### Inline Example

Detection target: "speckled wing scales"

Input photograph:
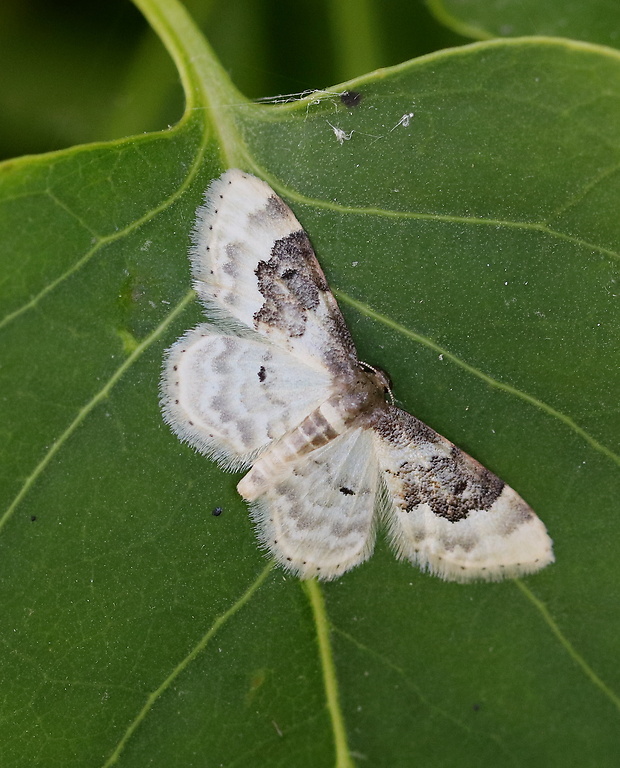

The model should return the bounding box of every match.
[249,427,380,580]
[161,326,333,469]
[190,169,357,374]
[372,406,554,582]
[161,168,357,471]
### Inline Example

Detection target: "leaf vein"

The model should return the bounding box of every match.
[0,291,195,533]
[546,159,620,225]
[515,580,620,712]
[333,624,522,766]
[100,563,274,767]
[271,186,620,262]
[0,126,208,331]
[335,291,620,467]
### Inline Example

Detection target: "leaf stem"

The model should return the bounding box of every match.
[131,0,250,166]
[303,580,356,768]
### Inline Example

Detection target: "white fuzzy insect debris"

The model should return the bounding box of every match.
[327,120,354,144]
[394,112,415,129]
[160,170,554,582]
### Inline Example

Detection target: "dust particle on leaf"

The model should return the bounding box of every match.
[340,90,362,108]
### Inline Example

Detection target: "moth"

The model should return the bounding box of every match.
[161,169,554,582]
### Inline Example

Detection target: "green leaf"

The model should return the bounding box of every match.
[1,0,619,766]
[429,0,620,49]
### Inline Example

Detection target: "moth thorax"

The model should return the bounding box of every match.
[336,371,389,424]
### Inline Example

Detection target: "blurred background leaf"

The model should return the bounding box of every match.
[429,0,620,48]
[0,1,619,767]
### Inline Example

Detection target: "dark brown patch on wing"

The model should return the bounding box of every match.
[252,222,358,376]
[374,406,505,522]
[400,450,504,522]
[246,195,293,230]
[321,310,357,373]
[372,406,438,447]
[254,230,327,336]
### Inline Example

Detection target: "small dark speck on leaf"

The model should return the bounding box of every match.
[340,90,362,107]
[30,515,37,522]
[340,487,355,496]
[212,507,223,517]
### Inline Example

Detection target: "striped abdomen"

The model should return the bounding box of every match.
[237,372,388,502]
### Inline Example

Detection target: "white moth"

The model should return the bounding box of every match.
[161,169,554,582]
